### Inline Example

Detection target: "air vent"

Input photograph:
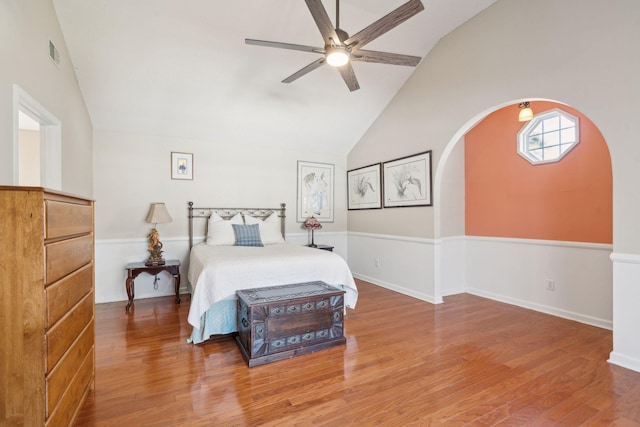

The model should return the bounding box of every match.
[49,40,61,67]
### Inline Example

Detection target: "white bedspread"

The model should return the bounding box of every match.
[187,242,358,329]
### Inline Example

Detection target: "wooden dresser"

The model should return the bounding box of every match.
[0,186,95,427]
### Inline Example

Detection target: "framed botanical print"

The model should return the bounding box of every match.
[297,160,334,222]
[383,151,432,207]
[171,152,193,180]
[347,163,382,210]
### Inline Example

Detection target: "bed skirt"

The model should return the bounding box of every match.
[188,285,353,344]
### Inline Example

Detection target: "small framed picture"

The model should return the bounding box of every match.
[383,151,432,208]
[347,163,382,210]
[171,152,193,180]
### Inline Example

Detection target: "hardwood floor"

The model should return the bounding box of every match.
[76,280,640,426]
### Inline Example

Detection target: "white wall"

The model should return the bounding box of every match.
[18,129,40,185]
[438,236,465,297]
[347,0,640,371]
[609,254,640,372]
[438,137,465,238]
[348,232,436,303]
[466,237,612,329]
[93,129,349,303]
[0,0,93,196]
[347,233,613,329]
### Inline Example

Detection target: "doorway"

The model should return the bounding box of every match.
[18,110,41,186]
[13,84,62,190]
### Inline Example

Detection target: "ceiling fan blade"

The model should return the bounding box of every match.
[344,0,424,50]
[245,39,324,54]
[351,49,421,66]
[305,0,342,46]
[336,62,360,92]
[282,58,326,83]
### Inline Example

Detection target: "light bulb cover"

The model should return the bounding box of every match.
[518,102,533,122]
[518,107,533,122]
[326,47,349,67]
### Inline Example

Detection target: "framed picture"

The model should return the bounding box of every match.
[297,160,334,222]
[171,152,193,180]
[347,163,382,210]
[383,151,432,208]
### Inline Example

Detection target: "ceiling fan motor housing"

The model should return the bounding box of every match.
[335,28,349,44]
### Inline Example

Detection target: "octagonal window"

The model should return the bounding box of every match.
[517,108,579,164]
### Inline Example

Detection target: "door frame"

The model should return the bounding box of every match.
[13,84,62,190]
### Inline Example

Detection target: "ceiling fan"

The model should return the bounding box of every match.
[245,0,425,92]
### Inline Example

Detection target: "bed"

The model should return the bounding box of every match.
[186,202,358,344]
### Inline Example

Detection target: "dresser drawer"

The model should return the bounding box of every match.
[46,321,94,417]
[45,200,93,240]
[45,263,93,329]
[45,347,94,427]
[45,293,94,373]
[45,235,93,286]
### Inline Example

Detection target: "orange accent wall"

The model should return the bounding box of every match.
[465,102,612,244]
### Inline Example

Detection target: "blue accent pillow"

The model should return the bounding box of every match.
[232,223,264,247]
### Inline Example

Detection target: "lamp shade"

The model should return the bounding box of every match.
[146,203,173,224]
[302,216,322,230]
[518,107,533,122]
[518,102,533,122]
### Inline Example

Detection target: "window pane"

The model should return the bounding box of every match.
[560,128,576,143]
[529,148,543,161]
[543,145,560,160]
[531,123,543,135]
[543,116,560,132]
[528,135,542,149]
[560,115,575,129]
[544,131,560,147]
[560,143,573,154]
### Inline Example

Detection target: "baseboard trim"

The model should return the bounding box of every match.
[352,273,441,304]
[441,287,465,297]
[467,287,612,330]
[608,351,640,373]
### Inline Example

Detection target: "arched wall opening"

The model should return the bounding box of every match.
[434,99,613,331]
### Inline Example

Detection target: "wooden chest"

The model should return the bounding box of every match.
[236,281,346,367]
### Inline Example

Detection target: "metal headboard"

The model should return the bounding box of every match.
[188,201,286,248]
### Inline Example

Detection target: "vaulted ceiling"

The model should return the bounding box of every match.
[52,0,497,155]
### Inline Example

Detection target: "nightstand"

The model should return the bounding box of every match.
[313,244,334,252]
[125,259,181,312]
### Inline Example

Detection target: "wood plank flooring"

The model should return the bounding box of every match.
[76,280,640,426]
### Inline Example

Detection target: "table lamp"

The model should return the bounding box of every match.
[302,216,322,248]
[145,202,173,266]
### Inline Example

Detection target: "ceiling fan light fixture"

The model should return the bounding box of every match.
[326,46,350,67]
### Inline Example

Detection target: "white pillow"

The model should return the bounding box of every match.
[245,213,285,244]
[206,212,243,246]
